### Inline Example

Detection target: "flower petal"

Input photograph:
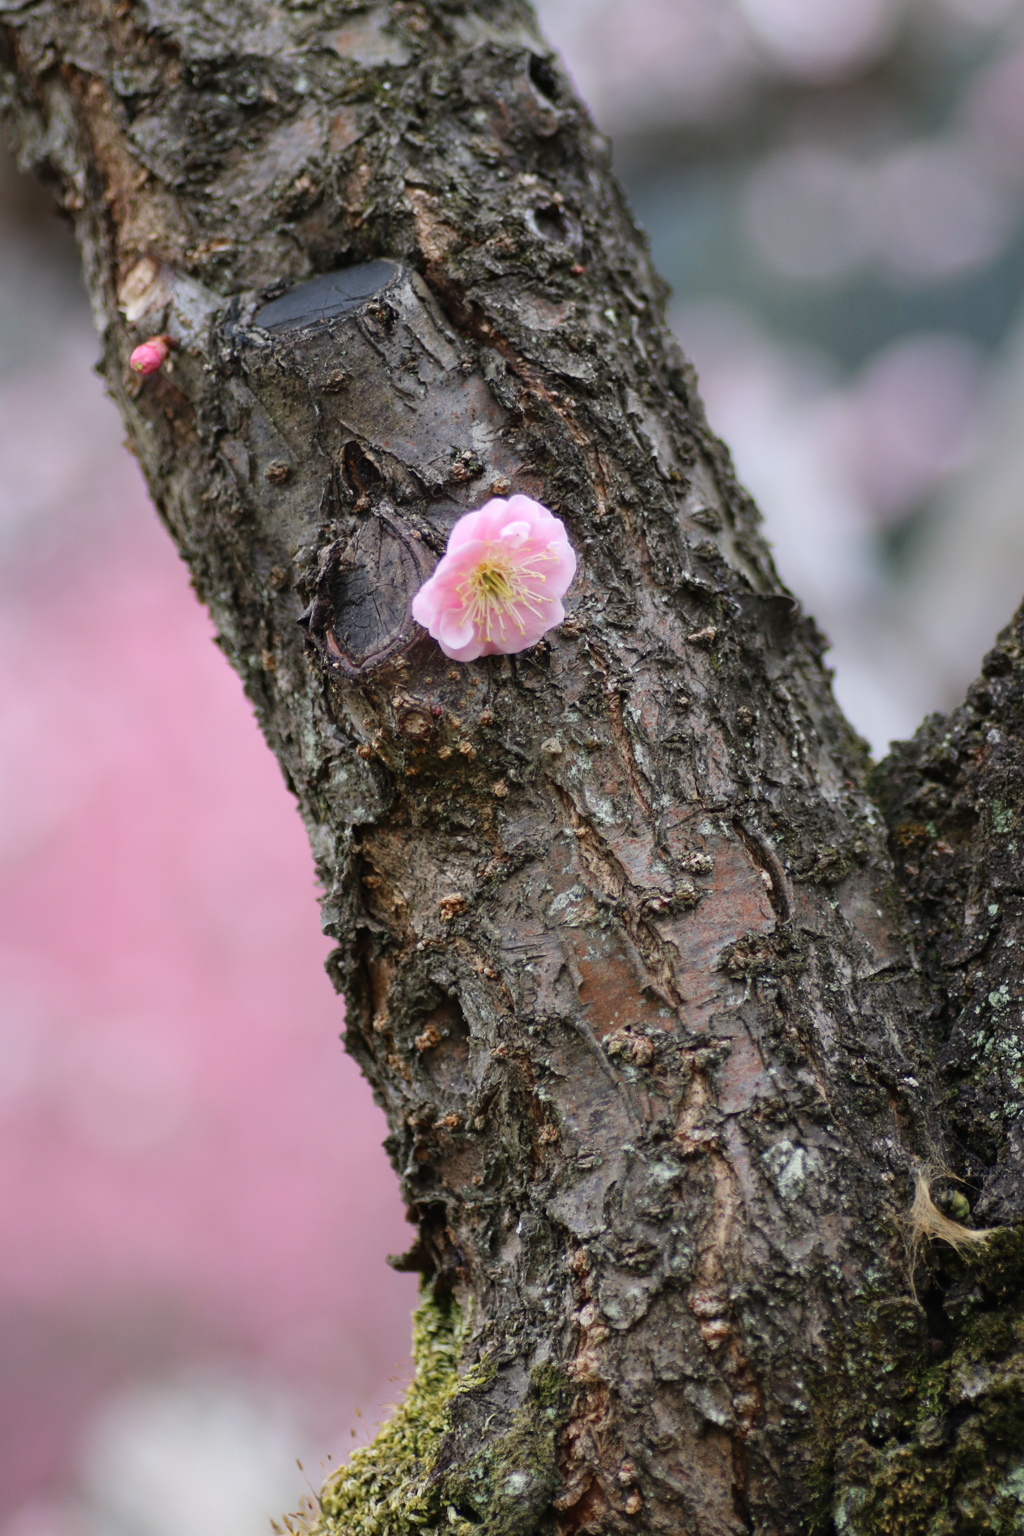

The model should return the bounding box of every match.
[437,607,476,651]
[498,520,531,547]
[446,501,508,552]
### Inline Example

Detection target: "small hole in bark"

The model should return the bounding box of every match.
[529,52,560,102]
[233,73,262,107]
[533,203,568,241]
[341,440,381,499]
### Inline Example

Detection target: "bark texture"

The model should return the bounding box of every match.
[3,4,1023,1534]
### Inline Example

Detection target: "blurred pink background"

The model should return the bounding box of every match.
[4,0,1024,1529]
[0,185,418,1532]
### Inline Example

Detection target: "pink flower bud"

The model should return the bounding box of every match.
[411,495,577,662]
[129,335,171,375]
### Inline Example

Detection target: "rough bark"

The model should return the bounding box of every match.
[2,4,1023,1534]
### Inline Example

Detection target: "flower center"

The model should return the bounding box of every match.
[475,562,516,603]
[457,544,556,641]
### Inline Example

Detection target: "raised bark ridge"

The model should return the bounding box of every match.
[3,4,1023,1533]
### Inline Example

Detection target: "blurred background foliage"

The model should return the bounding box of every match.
[540,0,1024,747]
[2,1,1024,1532]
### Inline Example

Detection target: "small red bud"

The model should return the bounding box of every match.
[129,334,172,375]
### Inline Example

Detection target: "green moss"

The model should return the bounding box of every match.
[281,1292,571,1536]
[440,1362,574,1536]
[304,1290,474,1536]
[820,1227,1024,1536]
[975,1227,1024,1301]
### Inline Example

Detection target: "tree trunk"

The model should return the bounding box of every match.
[3,4,1023,1533]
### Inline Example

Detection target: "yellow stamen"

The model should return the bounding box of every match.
[456,545,557,643]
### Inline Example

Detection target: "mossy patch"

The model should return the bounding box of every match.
[281,1290,572,1536]
[821,1227,1024,1536]
[440,1362,574,1535]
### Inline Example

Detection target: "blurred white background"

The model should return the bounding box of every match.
[4,1,1024,1532]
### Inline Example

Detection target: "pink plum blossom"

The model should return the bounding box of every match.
[411,495,577,661]
[129,335,171,375]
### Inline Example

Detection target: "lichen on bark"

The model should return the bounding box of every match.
[875,605,1024,1230]
[820,1228,1024,1536]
